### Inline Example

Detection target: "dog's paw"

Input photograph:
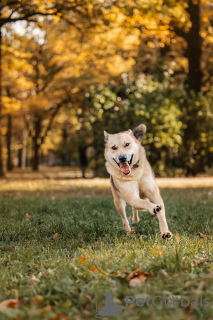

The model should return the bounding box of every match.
[127,230,136,237]
[153,205,162,214]
[162,231,172,240]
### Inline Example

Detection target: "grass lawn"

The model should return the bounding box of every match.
[0,178,212,319]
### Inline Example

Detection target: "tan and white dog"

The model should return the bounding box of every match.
[104,124,172,239]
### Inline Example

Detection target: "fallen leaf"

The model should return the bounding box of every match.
[196,232,205,238]
[78,257,87,265]
[25,214,33,220]
[191,258,208,266]
[50,312,68,320]
[89,266,99,271]
[127,269,154,287]
[182,304,193,315]
[29,279,35,286]
[175,233,180,243]
[43,305,53,311]
[33,295,43,304]
[0,299,19,310]
[52,233,61,239]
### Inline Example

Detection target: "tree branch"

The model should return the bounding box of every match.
[0,10,59,26]
[39,66,64,93]
[39,101,66,146]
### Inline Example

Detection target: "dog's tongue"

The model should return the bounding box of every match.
[120,162,130,174]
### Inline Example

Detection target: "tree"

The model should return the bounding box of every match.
[0,0,61,175]
[100,0,213,92]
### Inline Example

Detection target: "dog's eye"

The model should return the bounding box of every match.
[125,143,130,147]
[112,146,117,150]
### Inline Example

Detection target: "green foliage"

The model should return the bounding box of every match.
[179,90,213,175]
[84,75,181,176]
[83,75,213,177]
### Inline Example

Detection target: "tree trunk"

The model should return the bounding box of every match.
[79,145,88,178]
[6,114,13,171]
[17,127,27,168]
[21,127,27,168]
[62,127,69,166]
[186,0,202,92]
[0,29,4,176]
[33,116,41,171]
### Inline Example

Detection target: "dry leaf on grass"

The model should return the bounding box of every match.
[0,290,19,310]
[52,233,62,239]
[33,295,43,304]
[127,269,154,287]
[78,257,87,265]
[191,258,208,266]
[175,233,180,243]
[89,267,99,271]
[0,299,19,310]
[25,214,33,220]
[196,232,205,238]
[50,312,69,320]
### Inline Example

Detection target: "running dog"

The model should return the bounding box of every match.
[104,124,172,239]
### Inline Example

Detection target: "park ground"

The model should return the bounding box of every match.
[0,173,212,319]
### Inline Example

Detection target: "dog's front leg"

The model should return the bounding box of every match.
[112,189,131,233]
[142,183,172,239]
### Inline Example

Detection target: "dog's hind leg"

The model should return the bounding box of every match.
[112,189,131,233]
[132,208,140,224]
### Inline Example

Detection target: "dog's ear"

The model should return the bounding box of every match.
[104,131,109,143]
[132,124,146,142]
[125,129,134,136]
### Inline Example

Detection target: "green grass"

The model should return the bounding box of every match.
[0,181,212,320]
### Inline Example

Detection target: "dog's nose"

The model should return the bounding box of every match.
[119,155,127,163]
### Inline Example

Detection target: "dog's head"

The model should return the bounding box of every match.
[104,124,146,175]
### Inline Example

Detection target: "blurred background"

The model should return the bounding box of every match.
[1,0,213,178]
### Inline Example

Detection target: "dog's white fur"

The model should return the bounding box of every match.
[104,124,172,239]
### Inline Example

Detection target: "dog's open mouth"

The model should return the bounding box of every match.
[114,154,133,175]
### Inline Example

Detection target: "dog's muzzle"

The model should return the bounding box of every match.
[113,154,133,175]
